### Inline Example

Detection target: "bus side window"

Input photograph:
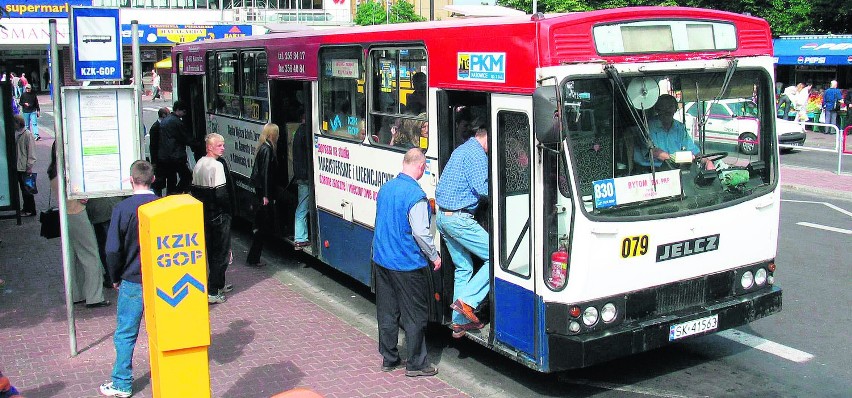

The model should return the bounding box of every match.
[367,46,428,151]
[319,46,366,142]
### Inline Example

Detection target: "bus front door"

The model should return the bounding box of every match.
[491,94,537,361]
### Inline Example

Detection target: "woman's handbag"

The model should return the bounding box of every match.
[39,184,60,239]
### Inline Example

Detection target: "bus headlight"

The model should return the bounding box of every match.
[601,303,617,323]
[754,268,767,286]
[740,271,754,289]
[582,306,599,326]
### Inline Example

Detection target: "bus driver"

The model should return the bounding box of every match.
[633,94,715,171]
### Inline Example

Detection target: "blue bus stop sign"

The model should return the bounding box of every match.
[71,7,123,81]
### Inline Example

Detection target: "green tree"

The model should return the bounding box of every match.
[355,0,425,26]
[354,1,388,26]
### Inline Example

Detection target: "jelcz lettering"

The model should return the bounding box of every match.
[656,234,720,262]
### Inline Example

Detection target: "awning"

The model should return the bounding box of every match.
[773,36,852,65]
[154,58,172,69]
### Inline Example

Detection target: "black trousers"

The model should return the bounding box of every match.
[92,221,112,285]
[205,213,231,294]
[246,203,272,264]
[17,172,36,213]
[375,265,429,371]
[153,160,192,195]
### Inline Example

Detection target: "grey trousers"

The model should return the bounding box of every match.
[68,210,106,304]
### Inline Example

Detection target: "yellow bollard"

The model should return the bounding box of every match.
[139,194,211,398]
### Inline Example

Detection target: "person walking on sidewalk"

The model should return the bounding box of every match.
[98,160,159,398]
[148,106,169,195]
[13,115,36,217]
[435,123,490,338]
[150,69,161,101]
[48,142,110,308]
[19,84,40,141]
[822,80,842,134]
[372,148,441,377]
[190,133,235,304]
[247,123,280,267]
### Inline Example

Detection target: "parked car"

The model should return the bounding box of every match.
[679,98,806,155]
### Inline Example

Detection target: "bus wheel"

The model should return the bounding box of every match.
[739,132,758,155]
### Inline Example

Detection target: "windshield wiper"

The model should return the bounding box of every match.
[604,64,660,188]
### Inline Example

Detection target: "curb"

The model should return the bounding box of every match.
[781,183,852,201]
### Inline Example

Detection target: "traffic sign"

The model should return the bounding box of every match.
[70,7,123,81]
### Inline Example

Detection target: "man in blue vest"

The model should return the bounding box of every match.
[372,148,441,377]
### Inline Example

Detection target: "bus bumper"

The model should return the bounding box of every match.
[546,286,782,371]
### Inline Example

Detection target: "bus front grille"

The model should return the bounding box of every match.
[656,279,706,313]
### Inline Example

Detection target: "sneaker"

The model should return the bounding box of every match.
[381,359,405,372]
[451,322,484,338]
[405,363,438,377]
[219,284,234,294]
[294,241,310,250]
[450,299,480,324]
[208,294,226,304]
[99,381,132,397]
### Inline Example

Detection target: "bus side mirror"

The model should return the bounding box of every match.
[534,85,562,144]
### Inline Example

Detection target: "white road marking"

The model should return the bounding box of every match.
[718,329,814,363]
[561,378,708,398]
[782,199,852,218]
[796,222,852,235]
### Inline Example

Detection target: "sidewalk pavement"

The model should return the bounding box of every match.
[0,136,466,397]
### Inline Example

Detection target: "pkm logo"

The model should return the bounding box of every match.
[457,52,506,83]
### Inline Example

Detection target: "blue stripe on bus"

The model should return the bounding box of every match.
[494,277,536,358]
[316,209,374,286]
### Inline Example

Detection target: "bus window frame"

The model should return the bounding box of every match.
[497,110,532,279]
[318,45,367,143]
[205,48,270,122]
[367,45,429,152]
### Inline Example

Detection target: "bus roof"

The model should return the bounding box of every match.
[173,7,771,94]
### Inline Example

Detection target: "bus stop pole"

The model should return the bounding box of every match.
[132,21,144,155]
[50,18,78,357]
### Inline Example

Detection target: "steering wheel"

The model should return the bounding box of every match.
[694,152,728,163]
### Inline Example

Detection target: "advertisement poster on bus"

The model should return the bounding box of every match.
[206,115,263,178]
[268,43,319,80]
[312,136,435,227]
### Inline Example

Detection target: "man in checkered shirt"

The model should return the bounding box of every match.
[435,123,490,338]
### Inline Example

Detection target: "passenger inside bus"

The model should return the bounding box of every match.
[405,72,427,114]
[392,118,423,149]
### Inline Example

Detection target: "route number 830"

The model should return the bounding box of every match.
[621,235,649,258]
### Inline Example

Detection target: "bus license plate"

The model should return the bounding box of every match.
[669,314,718,341]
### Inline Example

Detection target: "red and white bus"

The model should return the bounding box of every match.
[171,7,782,372]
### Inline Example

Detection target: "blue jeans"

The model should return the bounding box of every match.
[111,280,143,393]
[294,182,311,243]
[22,111,38,138]
[436,212,490,325]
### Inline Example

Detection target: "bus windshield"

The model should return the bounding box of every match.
[562,68,776,217]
